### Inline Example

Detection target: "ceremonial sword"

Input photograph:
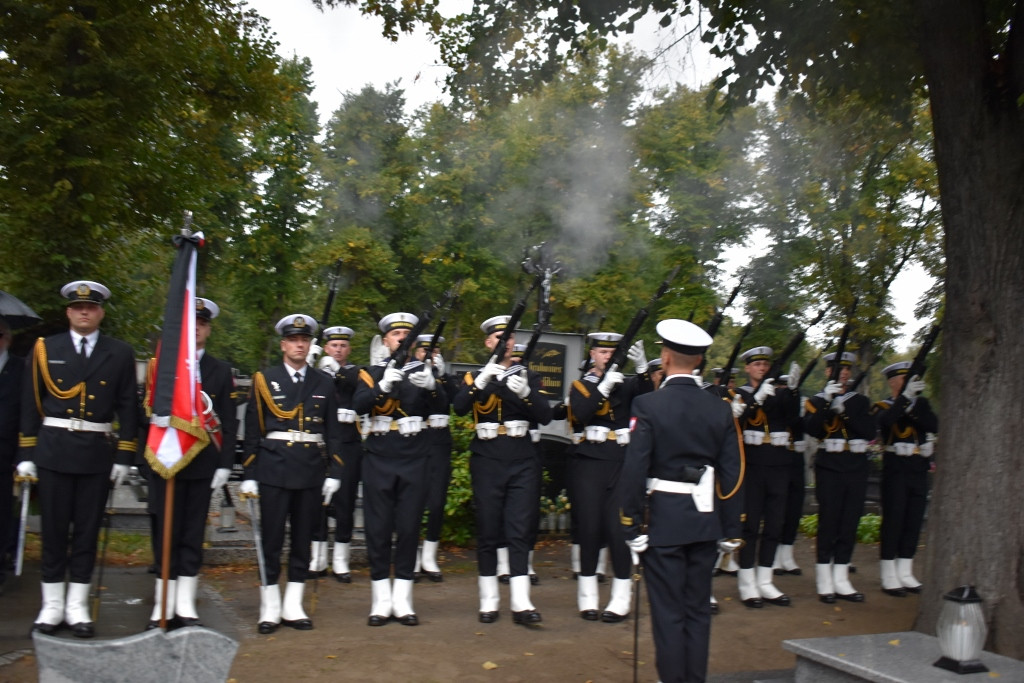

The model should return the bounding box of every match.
[14,478,31,576]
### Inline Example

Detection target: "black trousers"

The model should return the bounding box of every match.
[814,465,867,565]
[880,468,928,559]
[739,462,789,568]
[423,442,452,542]
[362,452,429,581]
[780,456,806,545]
[37,468,108,583]
[570,454,630,579]
[0,457,13,573]
[470,454,539,577]
[314,443,363,544]
[644,540,717,683]
[259,484,319,585]
[148,476,214,578]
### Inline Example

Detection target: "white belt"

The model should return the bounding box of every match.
[646,478,696,494]
[647,466,716,512]
[266,430,324,444]
[886,443,923,456]
[42,417,113,434]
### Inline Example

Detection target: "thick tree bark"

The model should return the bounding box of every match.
[914,0,1024,658]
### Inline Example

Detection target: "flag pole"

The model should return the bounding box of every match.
[160,476,175,629]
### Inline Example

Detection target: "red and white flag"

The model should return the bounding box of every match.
[144,231,210,479]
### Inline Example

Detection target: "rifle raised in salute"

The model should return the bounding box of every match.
[828,297,860,385]
[490,270,546,365]
[716,321,754,389]
[696,274,745,375]
[767,309,827,382]
[898,321,942,394]
[606,264,681,374]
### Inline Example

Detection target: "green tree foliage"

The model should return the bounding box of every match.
[742,94,942,374]
[0,1,286,346]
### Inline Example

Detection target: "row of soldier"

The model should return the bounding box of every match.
[7,280,937,682]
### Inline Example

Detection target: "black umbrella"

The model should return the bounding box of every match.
[0,290,43,329]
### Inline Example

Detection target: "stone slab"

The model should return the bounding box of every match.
[783,631,1024,683]
[34,626,238,683]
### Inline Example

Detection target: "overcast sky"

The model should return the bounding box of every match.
[246,0,933,348]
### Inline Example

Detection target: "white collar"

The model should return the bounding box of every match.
[71,329,99,349]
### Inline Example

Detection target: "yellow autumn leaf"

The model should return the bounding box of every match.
[888,639,900,646]
[483,661,499,670]
[326,655,338,659]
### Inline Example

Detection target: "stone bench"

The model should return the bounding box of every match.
[783,631,1024,682]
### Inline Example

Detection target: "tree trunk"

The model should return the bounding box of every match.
[914,0,1024,657]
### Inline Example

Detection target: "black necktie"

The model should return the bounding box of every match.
[294,371,302,384]
[79,337,88,362]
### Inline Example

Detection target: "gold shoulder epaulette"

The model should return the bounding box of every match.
[572,379,591,399]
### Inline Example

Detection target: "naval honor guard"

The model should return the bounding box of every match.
[241,314,343,634]
[17,281,139,637]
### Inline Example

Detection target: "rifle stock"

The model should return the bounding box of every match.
[492,272,545,365]
[718,322,753,387]
[796,340,834,390]
[828,297,859,384]
[768,309,826,381]
[898,323,942,395]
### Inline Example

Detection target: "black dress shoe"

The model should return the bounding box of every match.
[903,585,922,594]
[512,609,542,624]
[529,573,539,586]
[145,621,162,631]
[367,614,389,627]
[882,587,908,597]
[763,594,792,607]
[498,574,510,585]
[597,573,607,584]
[818,593,837,604]
[282,618,314,630]
[600,610,627,623]
[32,622,61,636]
[69,621,95,638]
[395,613,418,626]
[258,621,279,634]
[774,567,802,576]
[333,572,351,584]
[176,617,202,628]
[423,571,443,583]
[710,602,719,615]
[741,597,764,609]
[836,591,865,602]
[580,609,600,621]
[479,611,499,623]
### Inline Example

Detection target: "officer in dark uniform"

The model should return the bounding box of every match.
[412,334,453,583]
[567,332,652,622]
[803,351,877,603]
[1,316,25,585]
[16,281,138,637]
[352,313,449,626]
[616,319,742,683]
[452,315,553,624]
[873,361,937,596]
[140,297,237,628]
[308,325,362,583]
[732,346,798,608]
[240,314,342,634]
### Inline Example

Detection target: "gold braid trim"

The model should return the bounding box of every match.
[33,338,85,415]
[472,393,501,424]
[825,415,848,439]
[572,379,591,399]
[373,398,399,417]
[252,372,303,435]
[717,414,746,501]
[143,357,157,418]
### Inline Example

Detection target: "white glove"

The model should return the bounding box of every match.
[731,396,746,419]
[902,375,925,400]
[431,353,445,375]
[506,370,531,399]
[210,468,231,490]
[407,368,437,390]
[317,355,340,376]
[830,396,845,414]
[626,534,649,554]
[822,380,843,401]
[597,370,624,397]
[474,362,505,390]
[305,343,323,367]
[718,538,742,554]
[379,365,405,393]
[691,369,702,383]
[626,340,648,374]
[788,362,801,389]
[16,461,38,481]
[322,477,341,503]
[239,479,259,498]
[793,440,807,453]
[110,464,130,487]
[753,378,775,404]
